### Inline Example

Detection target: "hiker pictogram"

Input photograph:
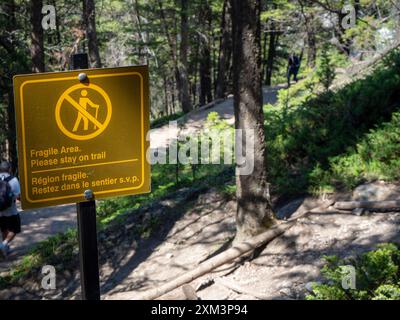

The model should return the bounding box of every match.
[72,89,100,132]
[55,83,112,141]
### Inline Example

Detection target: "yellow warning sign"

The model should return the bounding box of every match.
[13,66,150,209]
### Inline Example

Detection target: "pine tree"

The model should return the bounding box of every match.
[317,44,336,91]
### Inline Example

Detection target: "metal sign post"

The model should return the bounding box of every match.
[72,53,100,300]
[76,191,100,300]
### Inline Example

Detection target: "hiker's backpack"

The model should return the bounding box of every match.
[0,176,14,211]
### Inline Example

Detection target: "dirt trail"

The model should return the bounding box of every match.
[0,204,76,272]
[150,85,283,150]
[0,86,282,273]
[105,188,400,300]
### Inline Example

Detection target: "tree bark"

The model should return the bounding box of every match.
[191,40,200,106]
[1,0,19,168]
[133,0,148,65]
[298,0,317,67]
[162,73,169,116]
[30,0,45,73]
[6,90,18,174]
[179,0,191,113]
[157,0,191,113]
[83,0,102,68]
[307,27,317,67]
[231,0,275,241]
[199,2,213,106]
[265,29,278,86]
[216,0,233,99]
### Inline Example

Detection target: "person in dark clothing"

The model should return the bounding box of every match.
[287,53,300,87]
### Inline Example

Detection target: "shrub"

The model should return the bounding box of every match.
[265,48,400,195]
[307,243,400,300]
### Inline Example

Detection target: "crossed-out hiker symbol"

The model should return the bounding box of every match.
[55,83,112,141]
[72,89,100,132]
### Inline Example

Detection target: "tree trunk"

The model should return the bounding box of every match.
[262,30,268,84]
[192,40,200,107]
[52,0,61,45]
[199,37,213,105]
[199,2,213,106]
[298,0,317,67]
[1,0,19,168]
[163,74,169,116]
[171,77,176,114]
[6,90,18,174]
[83,0,102,68]
[265,29,278,86]
[231,0,275,241]
[158,0,191,113]
[133,0,148,65]
[179,0,191,113]
[307,28,317,67]
[216,0,233,99]
[30,0,45,73]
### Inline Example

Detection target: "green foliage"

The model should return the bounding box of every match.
[307,244,400,300]
[265,49,400,195]
[311,110,400,190]
[316,44,336,91]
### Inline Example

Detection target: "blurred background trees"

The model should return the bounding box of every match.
[1,0,400,164]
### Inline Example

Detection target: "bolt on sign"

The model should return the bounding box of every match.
[13,66,150,209]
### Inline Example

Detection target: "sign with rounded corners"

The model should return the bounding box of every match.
[13,66,150,209]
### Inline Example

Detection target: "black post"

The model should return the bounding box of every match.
[72,53,100,300]
[76,200,100,300]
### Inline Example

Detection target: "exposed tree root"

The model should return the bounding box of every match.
[108,202,332,300]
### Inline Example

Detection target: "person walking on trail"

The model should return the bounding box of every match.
[287,53,301,87]
[72,89,100,132]
[0,161,21,259]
